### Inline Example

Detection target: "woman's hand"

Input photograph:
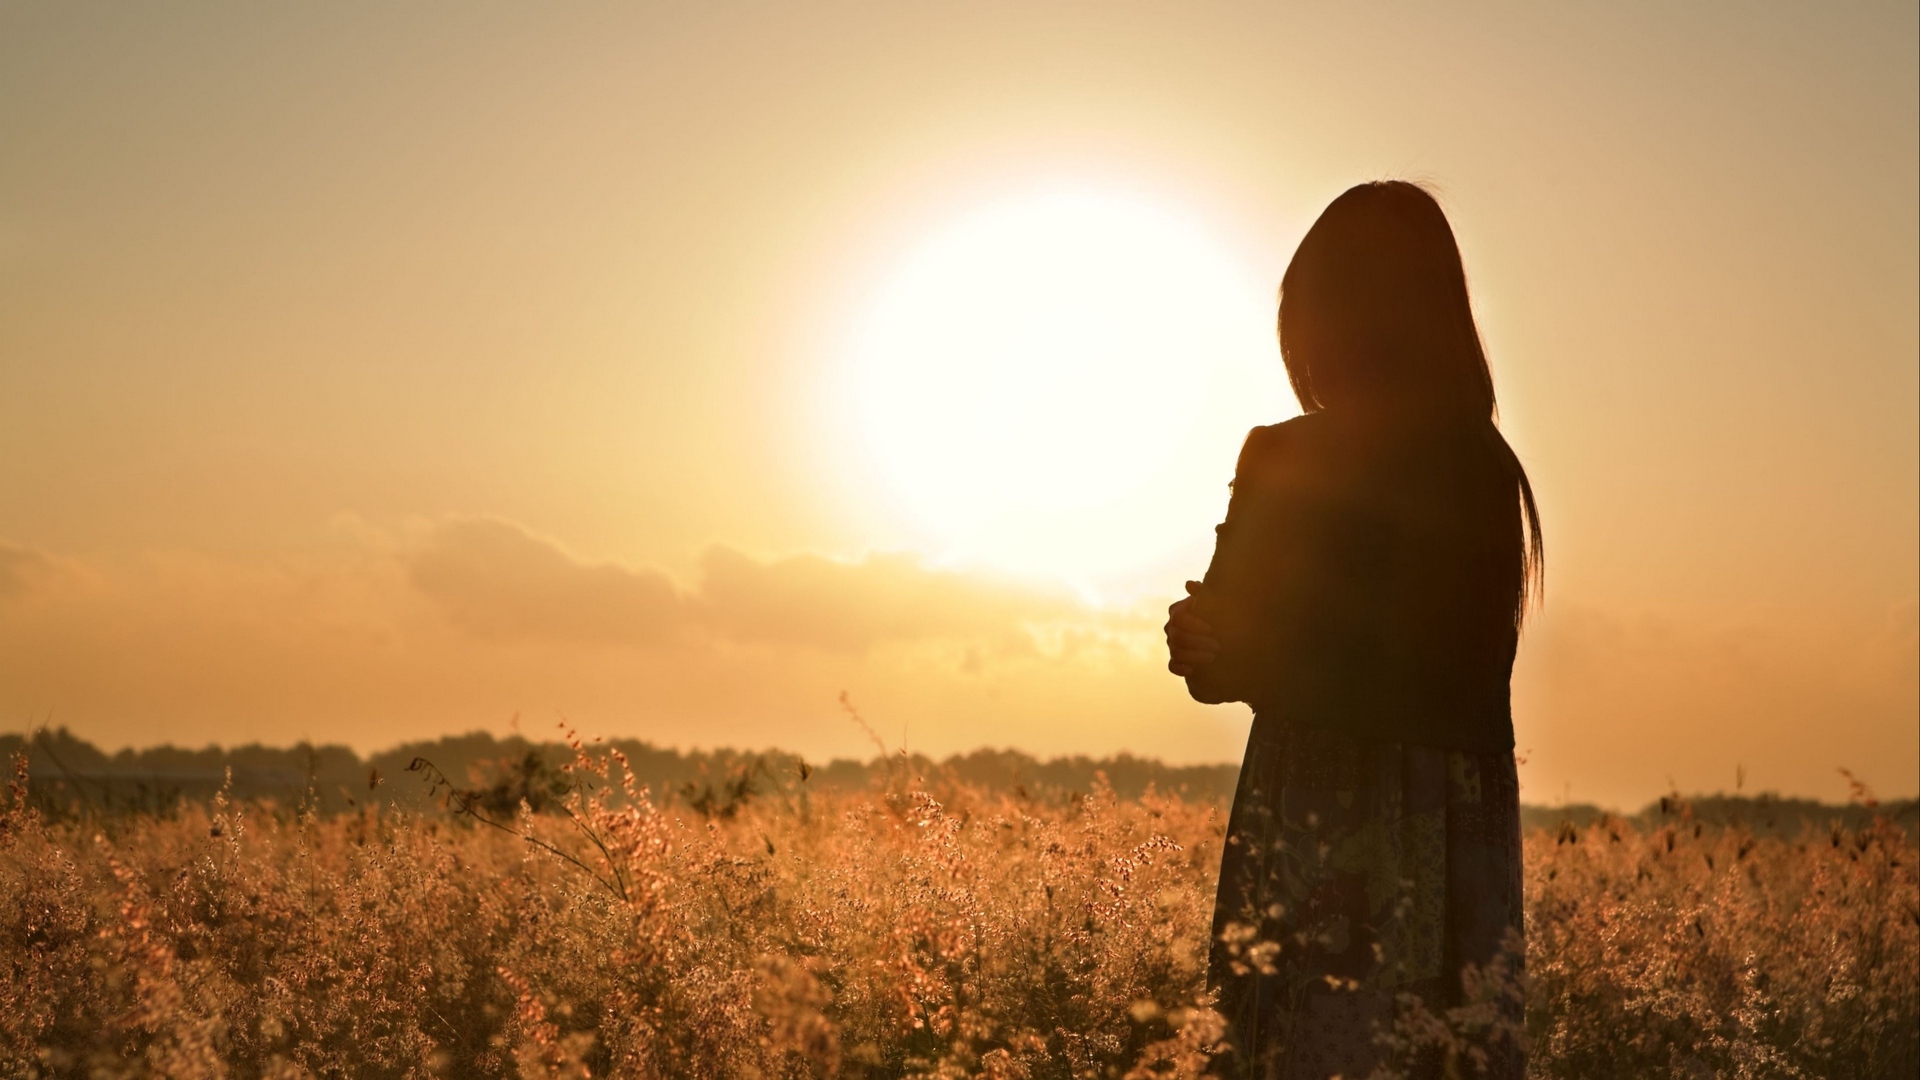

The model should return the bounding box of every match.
[1165,580,1221,678]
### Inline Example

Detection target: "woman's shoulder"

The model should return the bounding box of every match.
[1235,414,1332,487]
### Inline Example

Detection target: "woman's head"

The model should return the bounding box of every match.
[1279,181,1493,418]
[1281,180,1544,620]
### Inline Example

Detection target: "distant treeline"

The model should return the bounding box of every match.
[1,726,1241,816]
[4,727,1912,837]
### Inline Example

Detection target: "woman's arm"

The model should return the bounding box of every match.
[1174,424,1302,707]
[1171,583,1238,704]
[1164,581,1219,678]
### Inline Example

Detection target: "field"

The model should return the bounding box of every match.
[1,738,1915,1080]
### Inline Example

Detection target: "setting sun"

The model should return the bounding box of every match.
[848,189,1287,587]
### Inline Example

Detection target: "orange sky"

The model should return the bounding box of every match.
[1,2,1914,808]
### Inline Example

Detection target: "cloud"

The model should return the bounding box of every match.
[0,543,78,601]
[0,523,1206,768]
[694,546,1081,651]
[404,517,1087,652]
[407,517,684,643]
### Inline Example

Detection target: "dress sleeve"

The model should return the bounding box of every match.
[1183,425,1304,707]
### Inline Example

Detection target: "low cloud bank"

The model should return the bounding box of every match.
[1,519,1914,804]
[0,542,81,599]
[405,517,1083,651]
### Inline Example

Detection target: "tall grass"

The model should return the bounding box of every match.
[1,744,1913,1079]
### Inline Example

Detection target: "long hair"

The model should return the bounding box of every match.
[1278,180,1545,622]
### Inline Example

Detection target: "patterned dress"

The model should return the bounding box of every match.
[1206,717,1525,1079]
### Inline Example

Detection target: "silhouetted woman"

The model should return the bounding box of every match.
[1166,181,1542,1079]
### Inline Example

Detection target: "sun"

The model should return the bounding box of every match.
[849,188,1289,589]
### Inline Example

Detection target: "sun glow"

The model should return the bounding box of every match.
[850,189,1289,589]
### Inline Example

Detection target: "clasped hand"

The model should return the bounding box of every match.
[1164,579,1220,678]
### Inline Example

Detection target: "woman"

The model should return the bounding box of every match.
[1165,181,1542,1079]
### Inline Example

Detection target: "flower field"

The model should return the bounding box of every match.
[1,744,1914,1079]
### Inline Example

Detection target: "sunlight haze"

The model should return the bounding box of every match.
[1,1,1914,809]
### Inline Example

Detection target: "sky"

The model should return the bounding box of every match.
[1,1,1914,808]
